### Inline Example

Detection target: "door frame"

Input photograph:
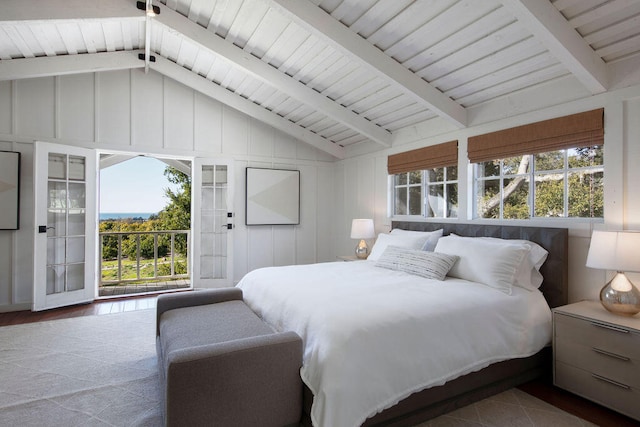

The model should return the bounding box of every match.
[96,149,195,296]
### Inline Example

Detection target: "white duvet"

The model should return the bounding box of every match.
[236,261,552,427]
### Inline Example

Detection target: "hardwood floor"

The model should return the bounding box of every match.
[518,378,639,427]
[0,295,157,326]
[1,297,637,426]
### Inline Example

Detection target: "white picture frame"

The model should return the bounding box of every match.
[245,167,300,225]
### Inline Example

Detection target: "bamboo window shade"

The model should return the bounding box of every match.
[468,108,604,164]
[387,140,458,175]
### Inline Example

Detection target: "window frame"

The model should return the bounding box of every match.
[473,147,604,220]
[390,166,459,219]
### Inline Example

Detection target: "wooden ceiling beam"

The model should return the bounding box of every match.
[0,0,140,22]
[155,5,391,148]
[501,0,608,94]
[0,50,144,81]
[150,56,346,159]
[267,0,467,128]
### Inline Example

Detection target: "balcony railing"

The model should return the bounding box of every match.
[99,230,190,286]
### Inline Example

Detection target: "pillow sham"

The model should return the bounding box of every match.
[390,228,444,251]
[375,246,459,281]
[434,235,531,295]
[450,234,548,291]
[368,232,431,261]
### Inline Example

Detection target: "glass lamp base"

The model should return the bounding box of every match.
[600,273,640,316]
[354,239,369,259]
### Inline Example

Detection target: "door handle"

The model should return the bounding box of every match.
[38,225,55,233]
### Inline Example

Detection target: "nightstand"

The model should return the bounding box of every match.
[336,255,365,261]
[553,301,640,421]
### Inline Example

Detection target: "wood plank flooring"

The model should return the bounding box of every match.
[0,295,157,326]
[0,296,637,427]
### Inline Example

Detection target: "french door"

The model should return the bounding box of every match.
[192,158,234,287]
[33,142,97,311]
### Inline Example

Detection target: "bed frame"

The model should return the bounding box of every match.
[302,221,568,427]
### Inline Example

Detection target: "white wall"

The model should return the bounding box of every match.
[335,77,640,304]
[0,69,338,311]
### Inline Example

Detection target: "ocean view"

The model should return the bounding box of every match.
[100,212,155,221]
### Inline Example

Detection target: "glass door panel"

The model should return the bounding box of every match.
[33,142,96,311]
[193,160,233,287]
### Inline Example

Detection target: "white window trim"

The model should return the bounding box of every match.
[472,150,604,220]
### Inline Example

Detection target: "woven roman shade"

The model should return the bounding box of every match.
[388,140,458,175]
[468,108,604,163]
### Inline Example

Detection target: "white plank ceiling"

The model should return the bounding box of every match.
[1,0,639,159]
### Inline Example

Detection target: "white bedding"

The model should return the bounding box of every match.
[236,260,552,427]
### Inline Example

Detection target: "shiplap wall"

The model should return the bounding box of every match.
[0,69,337,311]
[334,77,640,304]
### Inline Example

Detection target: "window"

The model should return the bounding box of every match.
[393,171,422,216]
[388,140,458,218]
[474,146,603,219]
[392,166,458,218]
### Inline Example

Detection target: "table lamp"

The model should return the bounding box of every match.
[350,219,375,259]
[586,230,640,316]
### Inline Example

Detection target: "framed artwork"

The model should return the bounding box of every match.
[0,151,20,230]
[246,167,300,225]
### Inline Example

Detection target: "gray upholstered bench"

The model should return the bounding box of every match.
[156,288,303,427]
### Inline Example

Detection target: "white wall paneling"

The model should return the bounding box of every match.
[0,81,13,134]
[624,98,640,230]
[249,117,275,158]
[131,69,164,148]
[0,70,335,310]
[315,166,334,262]
[16,77,55,138]
[222,107,249,156]
[59,74,94,142]
[96,70,131,146]
[193,92,222,154]
[163,77,194,151]
[335,85,640,304]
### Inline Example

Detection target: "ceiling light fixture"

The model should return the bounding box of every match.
[136,1,160,17]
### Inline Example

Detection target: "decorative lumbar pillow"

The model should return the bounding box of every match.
[434,235,530,294]
[375,246,459,281]
[368,232,432,261]
[390,228,444,251]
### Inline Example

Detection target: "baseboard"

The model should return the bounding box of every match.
[0,302,31,313]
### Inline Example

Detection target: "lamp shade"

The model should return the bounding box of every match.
[350,219,375,239]
[586,230,640,272]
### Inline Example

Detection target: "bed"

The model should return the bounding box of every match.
[236,221,568,427]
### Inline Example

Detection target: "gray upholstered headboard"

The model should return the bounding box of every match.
[391,221,569,308]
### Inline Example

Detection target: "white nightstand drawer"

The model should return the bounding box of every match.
[555,338,640,387]
[554,312,640,360]
[555,361,640,421]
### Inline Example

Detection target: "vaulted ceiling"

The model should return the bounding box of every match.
[1,0,640,159]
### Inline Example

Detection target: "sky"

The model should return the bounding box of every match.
[100,156,181,213]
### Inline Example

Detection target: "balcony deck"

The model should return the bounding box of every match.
[100,229,190,297]
[98,279,191,297]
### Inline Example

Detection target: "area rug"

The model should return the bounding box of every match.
[0,309,161,426]
[0,309,592,427]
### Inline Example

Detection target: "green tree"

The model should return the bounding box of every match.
[157,166,191,256]
[478,148,603,219]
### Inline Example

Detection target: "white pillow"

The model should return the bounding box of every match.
[368,232,431,261]
[375,246,458,281]
[434,235,531,295]
[390,228,444,251]
[451,234,548,291]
